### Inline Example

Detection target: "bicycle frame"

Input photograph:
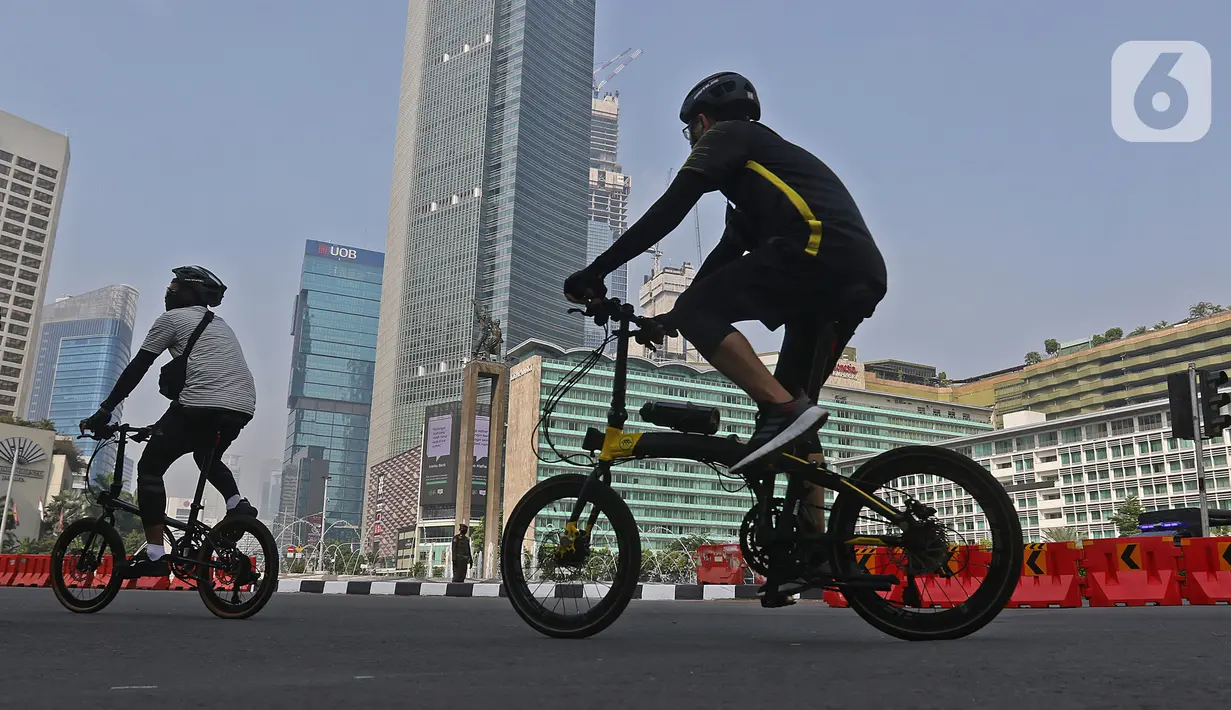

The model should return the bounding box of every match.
[563,301,915,552]
[84,424,232,575]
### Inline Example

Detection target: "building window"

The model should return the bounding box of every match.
[30,204,49,217]
[1138,413,1163,431]
[14,282,34,296]
[1015,435,1035,451]
[37,165,57,179]
[1085,422,1108,439]
[0,150,11,163]
[994,439,1012,455]
[1061,427,1082,444]
[12,171,33,184]
[33,191,52,204]
[20,256,39,269]
[8,310,28,323]
[13,296,32,309]
[15,157,35,170]
[2,352,21,364]
[5,337,25,349]
[22,243,42,256]
[17,269,37,282]
[8,184,30,197]
[8,324,28,337]
[1038,431,1059,447]
[1,223,21,237]
[3,210,24,222]
[25,230,44,243]
[35,178,55,191]
[962,412,970,420]
[1110,418,1134,436]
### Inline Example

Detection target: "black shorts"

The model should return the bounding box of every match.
[661,240,885,397]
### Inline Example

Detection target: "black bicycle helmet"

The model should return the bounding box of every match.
[171,265,227,307]
[679,71,761,123]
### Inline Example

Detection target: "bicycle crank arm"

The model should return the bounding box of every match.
[832,573,900,592]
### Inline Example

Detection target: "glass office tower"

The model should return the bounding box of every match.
[26,284,139,488]
[283,240,383,542]
[367,0,596,472]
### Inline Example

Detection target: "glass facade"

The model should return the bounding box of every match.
[372,0,596,465]
[283,241,382,542]
[839,396,1231,542]
[510,342,993,549]
[26,285,138,488]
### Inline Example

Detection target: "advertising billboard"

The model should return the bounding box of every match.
[418,402,491,520]
[420,403,458,507]
[304,239,385,268]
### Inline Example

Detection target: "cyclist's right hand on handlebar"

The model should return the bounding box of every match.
[563,267,607,305]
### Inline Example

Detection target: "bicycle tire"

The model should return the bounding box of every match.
[196,516,279,620]
[50,517,126,614]
[500,473,641,639]
[828,446,1023,641]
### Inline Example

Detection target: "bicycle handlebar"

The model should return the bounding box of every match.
[78,422,153,443]
[568,297,677,348]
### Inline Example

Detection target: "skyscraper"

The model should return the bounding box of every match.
[583,92,630,348]
[26,284,139,487]
[367,0,596,467]
[0,110,71,419]
[633,262,706,363]
[282,240,383,542]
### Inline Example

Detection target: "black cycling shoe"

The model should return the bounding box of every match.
[121,550,170,579]
[219,498,258,543]
[731,396,829,474]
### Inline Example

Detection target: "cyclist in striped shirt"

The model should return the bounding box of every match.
[82,266,259,578]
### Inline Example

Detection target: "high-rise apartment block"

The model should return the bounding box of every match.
[632,262,705,363]
[0,110,70,418]
[367,0,596,472]
[583,92,631,348]
[282,240,383,542]
[26,285,139,487]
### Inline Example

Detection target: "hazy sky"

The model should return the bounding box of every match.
[1,1,1227,488]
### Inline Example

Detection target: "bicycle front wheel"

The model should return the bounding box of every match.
[500,473,641,639]
[50,517,126,614]
[828,446,1023,641]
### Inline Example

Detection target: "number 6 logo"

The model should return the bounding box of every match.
[1112,41,1211,143]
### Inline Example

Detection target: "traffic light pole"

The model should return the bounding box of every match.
[1187,363,1211,537]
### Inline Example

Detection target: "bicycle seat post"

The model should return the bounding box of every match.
[188,429,222,527]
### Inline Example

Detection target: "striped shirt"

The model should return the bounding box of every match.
[140,306,256,415]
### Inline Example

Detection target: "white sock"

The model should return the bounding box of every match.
[226,494,241,510]
[146,544,165,561]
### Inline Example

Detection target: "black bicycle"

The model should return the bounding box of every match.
[49,422,279,619]
[500,296,1023,640]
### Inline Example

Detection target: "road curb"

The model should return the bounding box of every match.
[276,580,796,600]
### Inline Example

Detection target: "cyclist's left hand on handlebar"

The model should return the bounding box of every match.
[635,316,678,346]
[564,267,607,305]
[80,407,111,436]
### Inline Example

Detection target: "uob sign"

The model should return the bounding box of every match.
[317,243,358,260]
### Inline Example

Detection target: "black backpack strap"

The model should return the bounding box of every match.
[183,311,214,360]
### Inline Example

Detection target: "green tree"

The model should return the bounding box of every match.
[1090,334,1108,347]
[0,496,18,552]
[1024,351,1043,365]
[1129,325,1148,337]
[1044,339,1060,356]
[1109,493,1144,536]
[1189,302,1215,319]
[0,415,56,431]
[1153,320,1169,330]
[1211,526,1231,536]
[1212,305,1226,315]
[937,371,950,386]
[1104,327,1123,342]
[53,438,88,475]
[1043,526,1079,542]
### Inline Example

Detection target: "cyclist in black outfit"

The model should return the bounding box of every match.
[566,71,888,475]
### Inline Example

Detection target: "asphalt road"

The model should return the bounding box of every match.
[2,589,1226,709]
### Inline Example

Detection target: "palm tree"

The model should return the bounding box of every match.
[1153,320,1169,330]
[43,490,95,532]
[1189,302,1215,319]
[1129,325,1148,337]
[1042,526,1079,543]
[0,495,18,552]
[1213,304,1226,314]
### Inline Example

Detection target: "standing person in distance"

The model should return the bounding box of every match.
[81,266,259,578]
[452,524,473,583]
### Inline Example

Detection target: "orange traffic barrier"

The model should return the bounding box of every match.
[1082,537,1183,607]
[12,554,50,587]
[912,545,992,608]
[1180,536,1231,605]
[169,573,195,590]
[0,554,20,586]
[1008,542,1084,608]
[697,544,746,585]
[822,589,849,607]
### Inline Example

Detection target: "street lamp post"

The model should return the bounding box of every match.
[317,474,331,573]
[0,439,24,545]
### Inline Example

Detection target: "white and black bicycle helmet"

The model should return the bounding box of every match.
[679,71,761,123]
[171,265,227,307]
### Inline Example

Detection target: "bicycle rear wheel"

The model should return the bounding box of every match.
[500,473,640,639]
[828,446,1022,641]
[50,517,126,614]
[196,516,279,620]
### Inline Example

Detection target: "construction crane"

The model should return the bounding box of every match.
[645,168,705,271]
[594,49,642,92]
[593,48,632,77]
